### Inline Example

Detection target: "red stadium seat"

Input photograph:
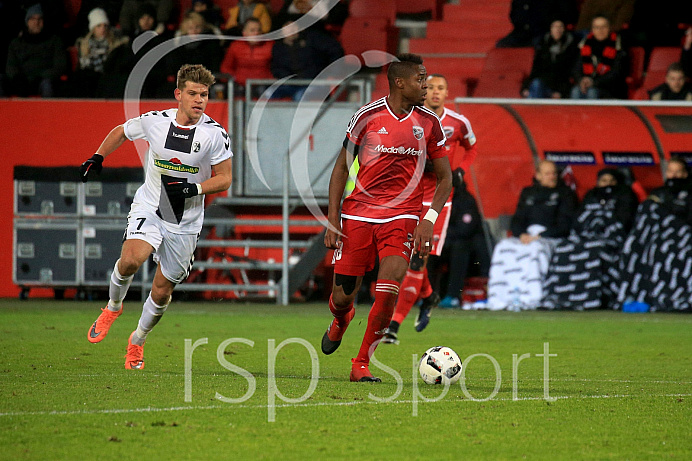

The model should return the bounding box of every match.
[473,48,534,97]
[340,17,398,63]
[394,0,443,20]
[442,2,511,22]
[426,20,513,41]
[422,56,487,97]
[409,38,496,55]
[640,47,682,92]
[626,46,646,98]
[350,0,396,24]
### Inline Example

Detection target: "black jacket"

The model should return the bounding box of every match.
[649,178,692,226]
[523,31,578,97]
[576,184,639,234]
[510,181,578,238]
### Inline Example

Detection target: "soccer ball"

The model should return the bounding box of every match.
[419,346,462,385]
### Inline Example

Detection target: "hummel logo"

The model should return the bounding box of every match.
[404,286,418,294]
[377,127,388,135]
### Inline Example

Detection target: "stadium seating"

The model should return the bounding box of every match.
[421,56,487,96]
[340,17,398,62]
[425,20,513,41]
[441,2,511,22]
[408,37,496,55]
[626,46,646,98]
[638,47,682,94]
[473,47,534,97]
[394,0,443,20]
[349,0,397,25]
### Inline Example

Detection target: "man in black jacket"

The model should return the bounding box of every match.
[649,157,692,225]
[510,160,579,242]
[487,160,578,310]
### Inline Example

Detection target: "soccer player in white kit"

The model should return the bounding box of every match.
[81,64,233,369]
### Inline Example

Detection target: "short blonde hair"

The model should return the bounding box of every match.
[176,64,215,90]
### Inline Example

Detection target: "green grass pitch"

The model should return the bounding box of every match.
[1,300,690,460]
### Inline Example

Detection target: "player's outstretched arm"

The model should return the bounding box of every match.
[80,125,128,182]
[325,147,350,249]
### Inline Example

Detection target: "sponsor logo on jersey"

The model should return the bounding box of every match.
[154,158,200,174]
[443,126,455,138]
[412,125,424,140]
[164,123,196,153]
[374,144,423,156]
[193,141,201,152]
[377,127,389,135]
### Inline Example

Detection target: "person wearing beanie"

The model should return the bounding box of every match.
[72,7,128,97]
[4,3,67,97]
[119,0,174,38]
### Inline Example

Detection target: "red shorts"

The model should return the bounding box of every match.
[332,218,417,276]
[422,201,452,257]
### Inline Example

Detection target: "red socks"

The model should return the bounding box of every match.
[354,279,400,364]
[420,267,433,299]
[327,294,354,342]
[391,270,425,324]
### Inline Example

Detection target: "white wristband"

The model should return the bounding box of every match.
[423,208,438,224]
[196,183,203,195]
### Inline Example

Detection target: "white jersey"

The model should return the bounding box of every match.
[123,108,233,234]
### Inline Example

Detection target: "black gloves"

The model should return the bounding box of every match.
[80,154,104,182]
[452,167,465,188]
[166,180,200,200]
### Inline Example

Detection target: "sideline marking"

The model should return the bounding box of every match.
[1,393,690,418]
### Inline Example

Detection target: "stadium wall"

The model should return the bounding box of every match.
[3,99,692,298]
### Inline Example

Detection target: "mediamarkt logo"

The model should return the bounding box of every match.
[154,158,200,174]
[374,145,423,156]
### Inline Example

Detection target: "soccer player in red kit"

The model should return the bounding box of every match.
[382,73,478,344]
[321,54,453,382]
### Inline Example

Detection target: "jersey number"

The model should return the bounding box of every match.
[136,217,146,230]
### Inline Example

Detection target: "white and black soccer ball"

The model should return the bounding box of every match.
[419,346,462,385]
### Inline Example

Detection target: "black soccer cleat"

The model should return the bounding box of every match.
[381,327,399,345]
[321,330,341,355]
[415,292,440,332]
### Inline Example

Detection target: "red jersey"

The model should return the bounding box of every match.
[421,107,478,203]
[341,97,446,222]
[220,40,273,86]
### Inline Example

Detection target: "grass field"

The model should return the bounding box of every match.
[1,300,690,460]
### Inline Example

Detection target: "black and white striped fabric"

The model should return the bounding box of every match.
[542,200,628,310]
[616,200,692,312]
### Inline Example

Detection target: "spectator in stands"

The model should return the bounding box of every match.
[187,0,224,29]
[72,8,128,97]
[274,0,344,32]
[98,4,167,98]
[223,0,272,36]
[575,0,634,35]
[648,63,692,101]
[570,15,628,100]
[522,19,579,98]
[649,157,692,225]
[270,20,344,100]
[4,4,67,97]
[221,18,274,97]
[486,160,578,310]
[496,0,578,48]
[119,0,174,38]
[162,12,222,97]
[72,0,122,43]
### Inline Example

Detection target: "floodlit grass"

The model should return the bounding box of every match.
[1,300,690,460]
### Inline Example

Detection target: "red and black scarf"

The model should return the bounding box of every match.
[580,32,619,77]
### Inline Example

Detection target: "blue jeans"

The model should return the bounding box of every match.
[570,84,599,99]
[527,78,553,98]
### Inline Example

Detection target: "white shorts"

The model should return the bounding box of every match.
[125,208,198,284]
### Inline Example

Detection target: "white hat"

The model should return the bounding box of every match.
[88,8,109,31]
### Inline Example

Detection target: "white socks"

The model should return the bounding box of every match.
[107,259,134,312]
[132,294,169,346]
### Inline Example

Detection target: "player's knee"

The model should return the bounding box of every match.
[117,256,141,276]
[409,253,425,271]
[334,273,358,297]
[150,288,172,307]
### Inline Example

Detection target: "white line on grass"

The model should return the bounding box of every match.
[1,393,690,418]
